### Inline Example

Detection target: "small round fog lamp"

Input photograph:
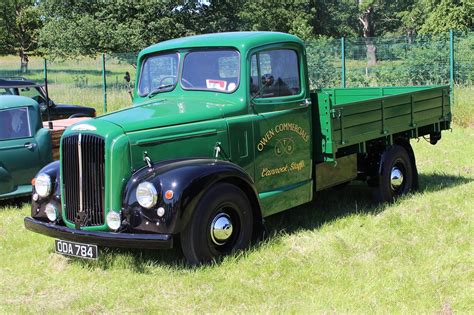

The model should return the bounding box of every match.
[157,207,165,217]
[106,211,121,231]
[44,203,57,221]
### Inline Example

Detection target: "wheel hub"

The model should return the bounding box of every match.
[210,213,233,245]
[390,167,404,190]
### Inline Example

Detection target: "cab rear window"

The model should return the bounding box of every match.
[0,107,31,140]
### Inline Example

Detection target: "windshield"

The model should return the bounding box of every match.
[138,53,179,96]
[181,50,240,93]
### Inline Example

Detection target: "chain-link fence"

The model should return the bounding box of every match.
[1,31,472,114]
[307,30,474,89]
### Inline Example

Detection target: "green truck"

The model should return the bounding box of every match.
[25,32,451,264]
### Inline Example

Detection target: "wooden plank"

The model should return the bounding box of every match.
[43,118,89,160]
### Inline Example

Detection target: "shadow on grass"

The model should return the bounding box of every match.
[0,196,30,209]
[69,172,472,271]
[263,172,472,235]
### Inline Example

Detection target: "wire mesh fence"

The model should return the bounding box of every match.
[307,30,474,89]
[0,31,472,113]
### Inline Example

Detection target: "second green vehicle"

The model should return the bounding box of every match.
[25,32,451,264]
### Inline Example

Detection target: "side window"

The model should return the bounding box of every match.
[0,107,32,140]
[250,49,300,98]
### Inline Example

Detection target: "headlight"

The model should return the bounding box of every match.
[106,211,121,230]
[136,182,158,209]
[35,173,51,198]
[45,203,57,221]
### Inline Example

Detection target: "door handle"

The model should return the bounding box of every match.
[24,142,36,150]
[299,99,311,107]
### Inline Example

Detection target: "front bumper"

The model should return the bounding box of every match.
[24,217,173,249]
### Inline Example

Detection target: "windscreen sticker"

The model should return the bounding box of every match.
[206,79,227,91]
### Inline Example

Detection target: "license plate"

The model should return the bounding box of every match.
[55,239,98,259]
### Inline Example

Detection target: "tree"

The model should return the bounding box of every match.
[197,0,243,34]
[355,0,414,66]
[308,0,359,38]
[237,0,315,40]
[38,0,201,58]
[419,0,473,34]
[0,0,42,72]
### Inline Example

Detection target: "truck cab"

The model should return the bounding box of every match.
[24,32,451,264]
[129,32,313,215]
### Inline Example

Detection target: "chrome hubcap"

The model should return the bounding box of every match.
[210,213,233,245]
[390,167,404,190]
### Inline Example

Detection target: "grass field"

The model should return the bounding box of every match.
[0,58,473,313]
[0,125,472,313]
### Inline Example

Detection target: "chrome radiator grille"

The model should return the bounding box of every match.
[62,134,105,226]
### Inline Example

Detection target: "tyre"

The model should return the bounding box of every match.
[180,183,253,265]
[373,145,414,203]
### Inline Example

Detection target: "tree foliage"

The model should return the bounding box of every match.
[0,0,472,59]
[38,0,201,58]
[0,0,42,66]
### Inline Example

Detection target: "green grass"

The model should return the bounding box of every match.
[0,125,473,313]
[453,86,474,128]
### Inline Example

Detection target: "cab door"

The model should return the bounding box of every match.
[250,45,313,216]
[0,106,40,195]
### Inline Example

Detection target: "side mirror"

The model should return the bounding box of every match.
[124,72,131,83]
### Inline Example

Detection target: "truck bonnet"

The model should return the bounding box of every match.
[98,97,226,133]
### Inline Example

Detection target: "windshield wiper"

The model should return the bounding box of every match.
[147,84,174,98]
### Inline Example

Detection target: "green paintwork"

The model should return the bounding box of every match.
[56,32,451,231]
[313,86,451,162]
[0,95,52,199]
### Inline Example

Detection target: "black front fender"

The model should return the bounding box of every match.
[122,159,261,235]
[31,161,62,222]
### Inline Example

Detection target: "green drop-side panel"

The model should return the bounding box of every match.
[312,86,451,162]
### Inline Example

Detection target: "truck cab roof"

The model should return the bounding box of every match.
[138,32,303,58]
[0,95,39,110]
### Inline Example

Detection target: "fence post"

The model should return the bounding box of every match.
[449,30,454,105]
[43,59,52,129]
[341,37,346,88]
[102,53,107,113]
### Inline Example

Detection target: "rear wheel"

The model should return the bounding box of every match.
[373,145,414,203]
[180,183,253,265]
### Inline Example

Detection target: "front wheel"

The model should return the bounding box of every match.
[180,183,253,265]
[373,145,414,203]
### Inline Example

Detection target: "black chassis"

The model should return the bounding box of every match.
[25,158,261,250]
[0,78,96,121]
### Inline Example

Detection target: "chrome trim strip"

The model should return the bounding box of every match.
[78,133,83,213]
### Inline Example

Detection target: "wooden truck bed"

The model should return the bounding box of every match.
[312,86,451,162]
[43,118,89,160]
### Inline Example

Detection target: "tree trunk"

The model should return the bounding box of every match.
[19,50,29,74]
[359,5,377,67]
[406,28,415,45]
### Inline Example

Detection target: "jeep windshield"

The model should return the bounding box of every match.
[138,49,240,96]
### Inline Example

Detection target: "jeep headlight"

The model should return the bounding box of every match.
[35,173,51,198]
[136,181,158,209]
